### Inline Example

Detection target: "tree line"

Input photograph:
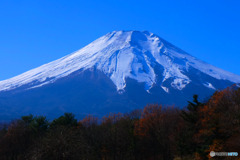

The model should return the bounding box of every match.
[0,84,240,160]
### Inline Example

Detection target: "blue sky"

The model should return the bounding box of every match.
[0,0,239,81]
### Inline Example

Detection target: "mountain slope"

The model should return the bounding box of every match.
[0,30,239,93]
[0,30,239,120]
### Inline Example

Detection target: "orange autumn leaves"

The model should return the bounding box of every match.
[195,84,240,158]
[134,104,183,159]
[134,104,181,138]
[0,84,239,159]
[134,84,240,159]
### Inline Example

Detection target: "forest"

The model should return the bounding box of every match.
[0,84,239,160]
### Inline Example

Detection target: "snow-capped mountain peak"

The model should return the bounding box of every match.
[0,30,240,93]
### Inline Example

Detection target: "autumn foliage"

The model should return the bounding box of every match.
[0,84,239,160]
[195,85,240,159]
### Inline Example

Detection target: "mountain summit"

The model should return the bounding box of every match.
[0,30,239,120]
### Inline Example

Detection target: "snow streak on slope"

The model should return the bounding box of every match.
[0,30,240,92]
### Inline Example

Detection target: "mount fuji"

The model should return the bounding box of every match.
[0,30,239,120]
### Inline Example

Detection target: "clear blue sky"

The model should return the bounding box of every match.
[0,0,240,81]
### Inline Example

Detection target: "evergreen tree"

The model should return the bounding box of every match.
[30,116,49,133]
[178,95,204,156]
[50,112,78,128]
[181,94,202,124]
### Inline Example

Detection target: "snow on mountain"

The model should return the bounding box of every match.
[0,30,240,92]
